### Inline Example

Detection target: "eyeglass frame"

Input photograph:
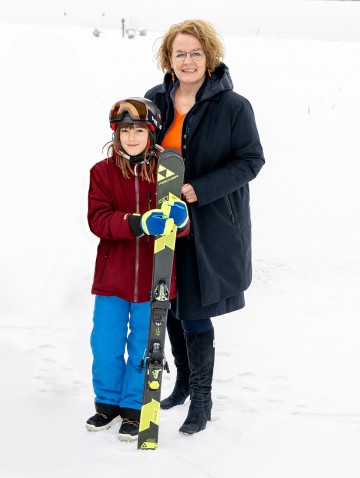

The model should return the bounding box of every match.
[172,49,205,62]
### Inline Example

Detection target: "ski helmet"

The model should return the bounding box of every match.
[109,97,162,135]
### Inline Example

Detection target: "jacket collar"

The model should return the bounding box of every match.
[162,62,233,102]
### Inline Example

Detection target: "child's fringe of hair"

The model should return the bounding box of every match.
[104,124,157,183]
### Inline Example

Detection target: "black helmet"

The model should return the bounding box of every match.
[109,97,162,135]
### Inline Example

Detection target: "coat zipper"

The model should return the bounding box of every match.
[134,175,140,302]
[147,192,152,243]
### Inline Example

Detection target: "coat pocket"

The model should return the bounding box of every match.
[225,195,236,224]
[95,245,111,283]
[100,248,111,282]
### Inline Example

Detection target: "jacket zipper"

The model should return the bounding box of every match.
[225,195,235,224]
[134,175,140,302]
[147,192,152,243]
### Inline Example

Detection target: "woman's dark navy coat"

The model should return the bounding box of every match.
[145,63,265,316]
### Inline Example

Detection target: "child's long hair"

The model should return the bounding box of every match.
[104,123,157,183]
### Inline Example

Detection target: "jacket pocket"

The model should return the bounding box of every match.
[99,247,111,282]
[225,195,236,224]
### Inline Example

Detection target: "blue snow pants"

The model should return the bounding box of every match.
[90,295,150,411]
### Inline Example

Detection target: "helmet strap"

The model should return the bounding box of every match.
[118,149,156,164]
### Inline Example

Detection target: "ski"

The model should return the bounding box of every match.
[137,148,184,450]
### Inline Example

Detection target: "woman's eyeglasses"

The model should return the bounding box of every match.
[173,50,205,62]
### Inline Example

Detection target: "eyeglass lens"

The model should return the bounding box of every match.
[174,50,204,62]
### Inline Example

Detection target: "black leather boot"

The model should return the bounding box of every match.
[161,313,190,410]
[179,328,215,435]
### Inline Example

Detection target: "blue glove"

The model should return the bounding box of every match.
[140,209,174,236]
[161,198,189,229]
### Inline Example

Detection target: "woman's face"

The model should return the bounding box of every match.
[119,125,149,156]
[170,33,206,87]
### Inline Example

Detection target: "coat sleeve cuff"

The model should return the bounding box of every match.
[128,214,145,237]
[177,218,190,237]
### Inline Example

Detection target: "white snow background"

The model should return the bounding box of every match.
[1,0,360,476]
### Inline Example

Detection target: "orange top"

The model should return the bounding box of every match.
[161,110,186,153]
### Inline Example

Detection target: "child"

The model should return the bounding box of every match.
[86,98,189,441]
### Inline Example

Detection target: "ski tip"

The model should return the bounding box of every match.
[159,148,183,160]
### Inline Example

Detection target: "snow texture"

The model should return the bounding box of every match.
[1,1,359,476]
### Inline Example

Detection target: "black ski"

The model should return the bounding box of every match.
[137,148,184,450]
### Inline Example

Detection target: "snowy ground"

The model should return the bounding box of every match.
[1,1,360,477]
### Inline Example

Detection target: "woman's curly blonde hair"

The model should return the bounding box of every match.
[155,19,225,73]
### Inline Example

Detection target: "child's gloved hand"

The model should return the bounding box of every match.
[161,198,189,229]
[140,209,174,236]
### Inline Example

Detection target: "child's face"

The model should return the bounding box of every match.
[119,125,149,157]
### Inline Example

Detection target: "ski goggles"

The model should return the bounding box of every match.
[110,99,153,131]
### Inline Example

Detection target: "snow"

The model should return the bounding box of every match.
[1,1,360,476]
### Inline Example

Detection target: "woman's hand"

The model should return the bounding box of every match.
[181,183,197,203]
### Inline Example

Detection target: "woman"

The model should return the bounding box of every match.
[86,97,189,442]
[145,20,265,435]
